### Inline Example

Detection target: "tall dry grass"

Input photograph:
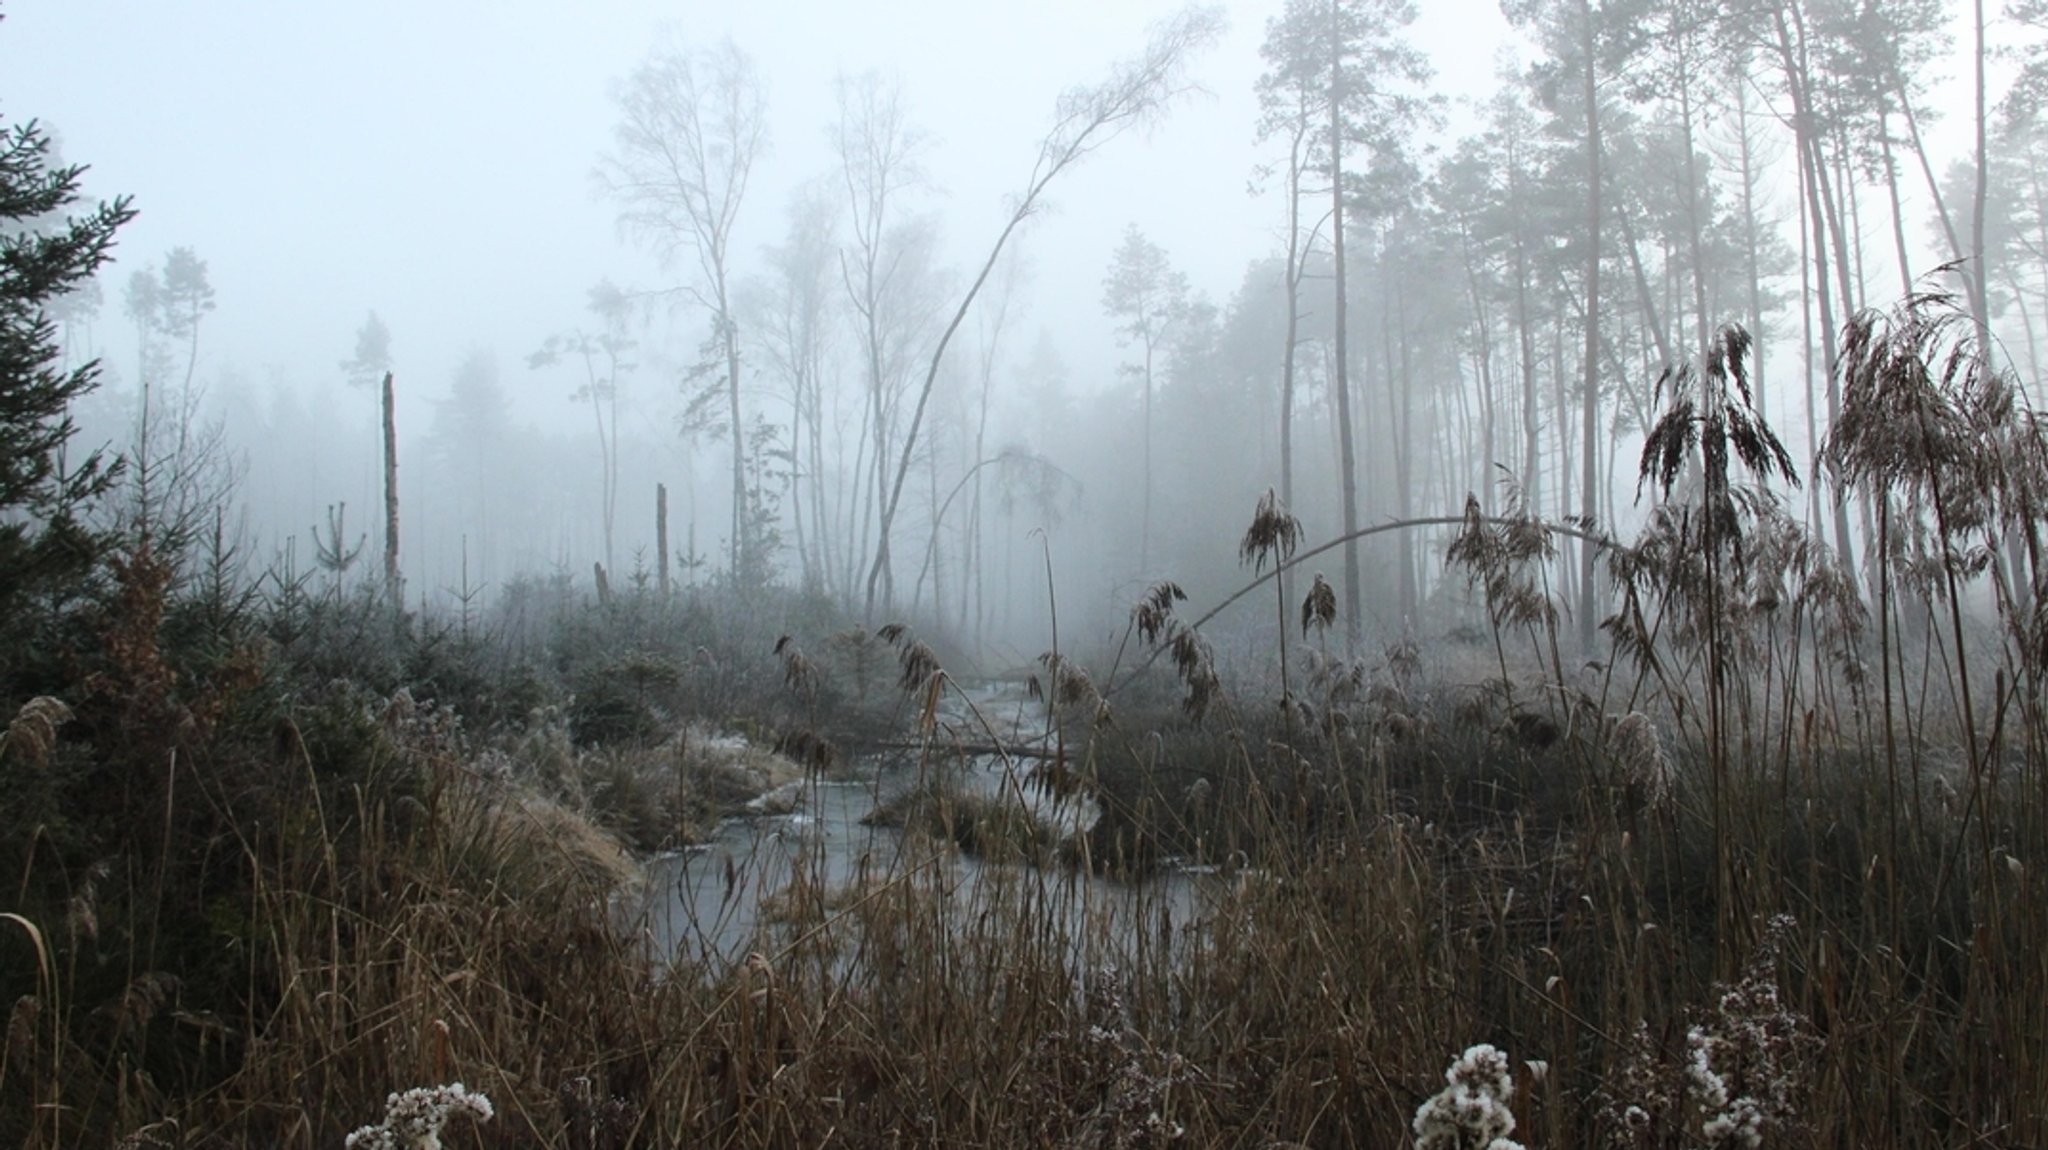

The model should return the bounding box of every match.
[6,292,2048,1147]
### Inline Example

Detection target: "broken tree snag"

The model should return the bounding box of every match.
[657,482,671,599]
[382,370,401,612]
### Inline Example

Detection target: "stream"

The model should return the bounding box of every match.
[640,682,1217,969]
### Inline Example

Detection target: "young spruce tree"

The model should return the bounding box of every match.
[0,103,135,645]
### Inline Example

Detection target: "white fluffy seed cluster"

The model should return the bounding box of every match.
[1687,1026,1768,1149]
[1612,711,1674,809]
[1412,1043,1525,1150]
[344,1083,494,1150]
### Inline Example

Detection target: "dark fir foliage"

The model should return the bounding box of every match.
[0,109,134,639]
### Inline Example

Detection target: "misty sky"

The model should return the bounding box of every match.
[0,0,1540,431]
[0,0,2010,650]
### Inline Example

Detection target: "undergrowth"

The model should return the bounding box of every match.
[3,298,2047,1147]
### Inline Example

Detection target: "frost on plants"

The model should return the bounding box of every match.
[1025,966,1197,1149]
[1601,915,1816,1147]
[1413,1043,1524,1150]
[1611,710,1674,810]
[344,1082,494,1150]
[1686,915,1815,1147]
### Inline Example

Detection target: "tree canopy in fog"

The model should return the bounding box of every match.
[3,0,2038,657]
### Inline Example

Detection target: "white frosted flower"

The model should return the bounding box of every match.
[1414,1044,1525,1150]
[1685,1027,1729,1114]
[1703,1096,1766,1149]
[1687,1026,1774,1149]
[344,1082,494,1150]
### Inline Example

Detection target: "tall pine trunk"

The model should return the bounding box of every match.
[1577,0,1602,658]
[719,289,747,581]
[1973,0,1993,351]
[1777,5,1860,589]
[1677,62,1711,361]
[788,374,810,585]
[1880,106,1916,297]
[1394,286,1417,623]
[1456,218,1498,515]
[1141,337,1155,575]
[1280,116,1310,528]
[1513,197,1541,514]
[1330,0,1362,653]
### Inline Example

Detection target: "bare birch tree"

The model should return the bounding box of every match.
[598,36,768,580]
[745,182,841,593]
[834,70,935,611]
[528,280,636,573]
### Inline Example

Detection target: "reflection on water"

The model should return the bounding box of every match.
[643,769,1211,972]
[641,684,1215,972]
[647,777,891,967]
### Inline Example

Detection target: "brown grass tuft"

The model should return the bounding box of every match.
[0,696,72,769]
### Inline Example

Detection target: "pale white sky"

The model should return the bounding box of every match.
[0,0,1521,428]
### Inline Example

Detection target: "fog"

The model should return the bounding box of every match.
[2,0,2000,664]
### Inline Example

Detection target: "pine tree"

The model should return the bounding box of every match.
[0,109,135,630]
[1257,0,1433,652]
[1102,224,1190,577]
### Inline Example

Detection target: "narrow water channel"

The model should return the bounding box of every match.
[641,682,1217,971]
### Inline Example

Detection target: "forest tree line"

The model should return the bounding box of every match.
[35,0,2048,658]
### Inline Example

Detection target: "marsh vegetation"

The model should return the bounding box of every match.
[7,292,2048,1148]
[9,1,2048,1146]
